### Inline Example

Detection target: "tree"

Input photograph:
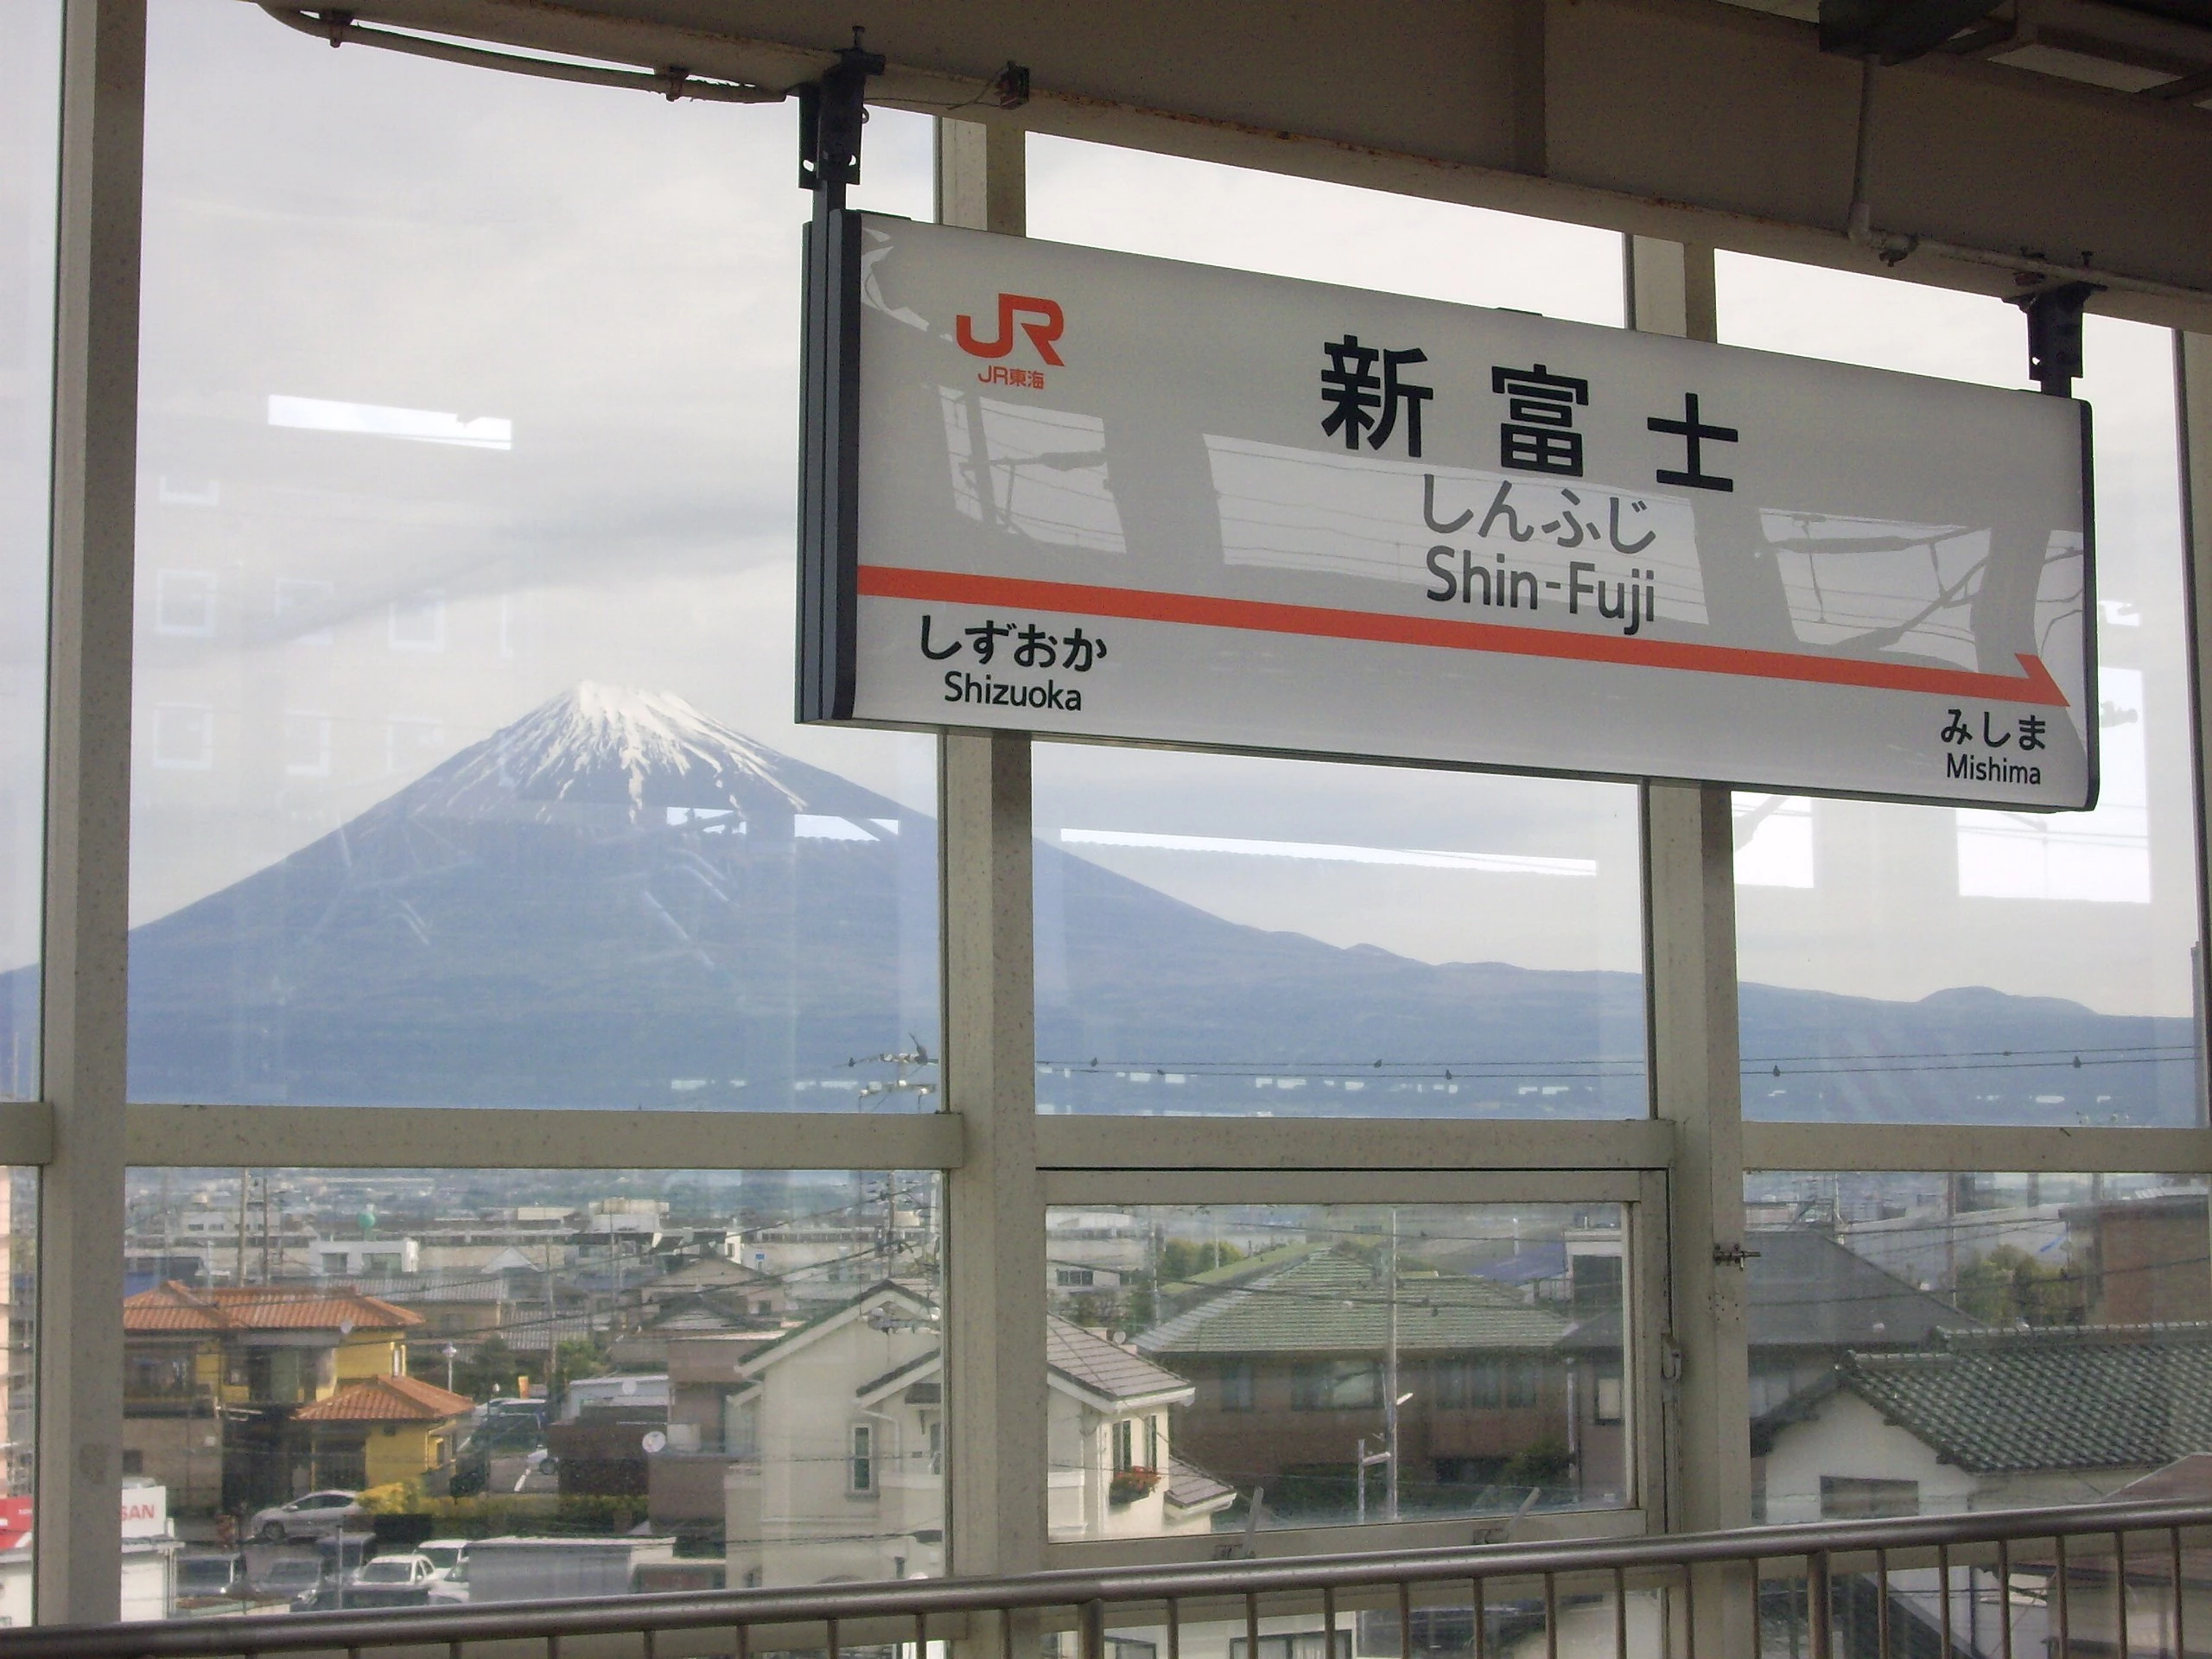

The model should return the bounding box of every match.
[1955,1245,2081,1327]
[1159,1237,1244,1283]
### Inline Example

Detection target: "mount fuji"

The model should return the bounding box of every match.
[23,684,2189,1122]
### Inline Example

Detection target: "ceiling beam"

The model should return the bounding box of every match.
[280,0,2212,329]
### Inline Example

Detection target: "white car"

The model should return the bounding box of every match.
[247,1490,363,1543]
[343,1552,435,1607]
[416,1538,471,1595]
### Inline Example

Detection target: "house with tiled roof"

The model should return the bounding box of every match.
[1760,1322,2212,1522]
[122,1281,427,1515]
[294,1373,475,1491]
[709,1282,1231,1586]
[1135,1247,1578,1522]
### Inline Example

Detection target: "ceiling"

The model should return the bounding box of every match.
[255,0,2212,329]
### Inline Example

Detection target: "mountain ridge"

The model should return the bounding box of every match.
[6,684,2181,1124]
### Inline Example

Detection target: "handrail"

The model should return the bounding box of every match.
[10,1497,2210,1657]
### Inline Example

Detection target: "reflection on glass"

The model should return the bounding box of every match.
[0,0,60,1099]
[114,1,938,1108]
[1723,257,2198,1126]
[1043,1203,1627,1540]
[1745,1170,2212,1526]
[1034,746,1643,1117]
[121,1166,940,1615]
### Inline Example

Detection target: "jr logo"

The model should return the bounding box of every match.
[956,293,1066,365]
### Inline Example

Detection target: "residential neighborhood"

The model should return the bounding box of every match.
[25,1168,2209,1628]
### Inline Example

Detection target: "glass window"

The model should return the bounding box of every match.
[1033,751,1645,1117]
[0,1168,31,1624]
[1044,1201,1627,1543]
[1023,143,1643,1121]
[0,0,60,1103]
[122,0,940,1109]
[1745,1170,2211,1524]
[1721,255,2198,1126]
[122,1166,941,1611]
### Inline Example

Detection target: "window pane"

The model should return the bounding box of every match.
[0,0,60,1101]
[1722,256,2198,1126]
[1021,144,1643,1120]
[0,1169,29,1621]
[1745,1170,2210,1524]
[1034,751,1644,1118]
[1044,1202,1628,1541]
[123,1166,940,1614]
[118,0,938,1109]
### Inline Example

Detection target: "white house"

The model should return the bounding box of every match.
[721,1283,1233,1589]
[1760,1323,2212,1523]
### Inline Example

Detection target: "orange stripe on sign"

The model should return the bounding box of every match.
[856,565,2070,708]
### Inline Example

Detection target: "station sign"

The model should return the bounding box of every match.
[798,212,2094,809]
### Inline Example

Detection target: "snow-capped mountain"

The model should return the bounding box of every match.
[7,683,2185,1122]
[406,683,815,824]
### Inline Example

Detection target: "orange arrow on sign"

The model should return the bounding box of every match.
[857,566,2070,708]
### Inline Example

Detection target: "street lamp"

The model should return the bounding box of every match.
[442,1344,459,1392]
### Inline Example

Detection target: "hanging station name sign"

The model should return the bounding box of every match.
[798,212,2095,809]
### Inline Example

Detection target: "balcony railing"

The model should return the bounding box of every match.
[9,1497,2211,1659]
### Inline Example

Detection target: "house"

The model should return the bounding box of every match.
[1759,1323,2212,1522]
[1135,1247,1578,1522]
[721,1282,947,1586]
[716,1282,1230,1587]
[2064,1191,2212,1326]
[122,1281,426,1513]
[1046,1314,1235,1542]
[291,1373,474,1491]
[1743,1227,1982,1425]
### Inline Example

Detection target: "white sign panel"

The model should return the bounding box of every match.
[798,213,2094,808]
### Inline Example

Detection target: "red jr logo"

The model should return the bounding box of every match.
[956,293,1066,365]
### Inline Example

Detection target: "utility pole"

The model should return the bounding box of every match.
[1385,1210,1401,1523]
[235,1169,249,1287]
[260,1176,272,1283]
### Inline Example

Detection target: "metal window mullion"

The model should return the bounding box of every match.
[1629,234,1753,1656]
[936,115,1047,1592]
[117,1103,966,1171]
[38,0,146,1624]
[1742,1122,2212,1175]
[2180,332,2212,1137]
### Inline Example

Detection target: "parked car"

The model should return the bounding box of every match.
[416,1537,471,1586]
[423,1551,471,1605]
[249,1490,363,1543]
[245,1554,325,1611]
[172,1551,245,1608]
[341,1551,435,1607]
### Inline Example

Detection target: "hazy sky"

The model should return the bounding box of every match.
[119,0,2196,1020]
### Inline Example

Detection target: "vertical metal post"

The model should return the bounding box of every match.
[37,0,144,1626]
[2177,331,2212,1131]
[938,115,1046,1596]
[1808,1553,1833,1659]
[1630,235,1751,1659]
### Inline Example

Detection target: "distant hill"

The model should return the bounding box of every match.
[16,684,2185,1123]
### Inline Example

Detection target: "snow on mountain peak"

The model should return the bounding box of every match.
[410,682,807,822]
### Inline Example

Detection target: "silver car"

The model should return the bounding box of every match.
[247,1490,363,1543]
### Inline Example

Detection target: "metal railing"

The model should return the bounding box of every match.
[8,1499,2209,1659]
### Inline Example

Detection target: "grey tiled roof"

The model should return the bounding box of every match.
[1047,1317,1193,1403]
[1844,1323,2212,1473]
[1166,1454,1236,1510]
[1137,1247,1570,1358]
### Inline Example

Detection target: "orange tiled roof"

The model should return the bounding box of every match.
[293,1374,474,1423]
[124,1281,424,1334]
